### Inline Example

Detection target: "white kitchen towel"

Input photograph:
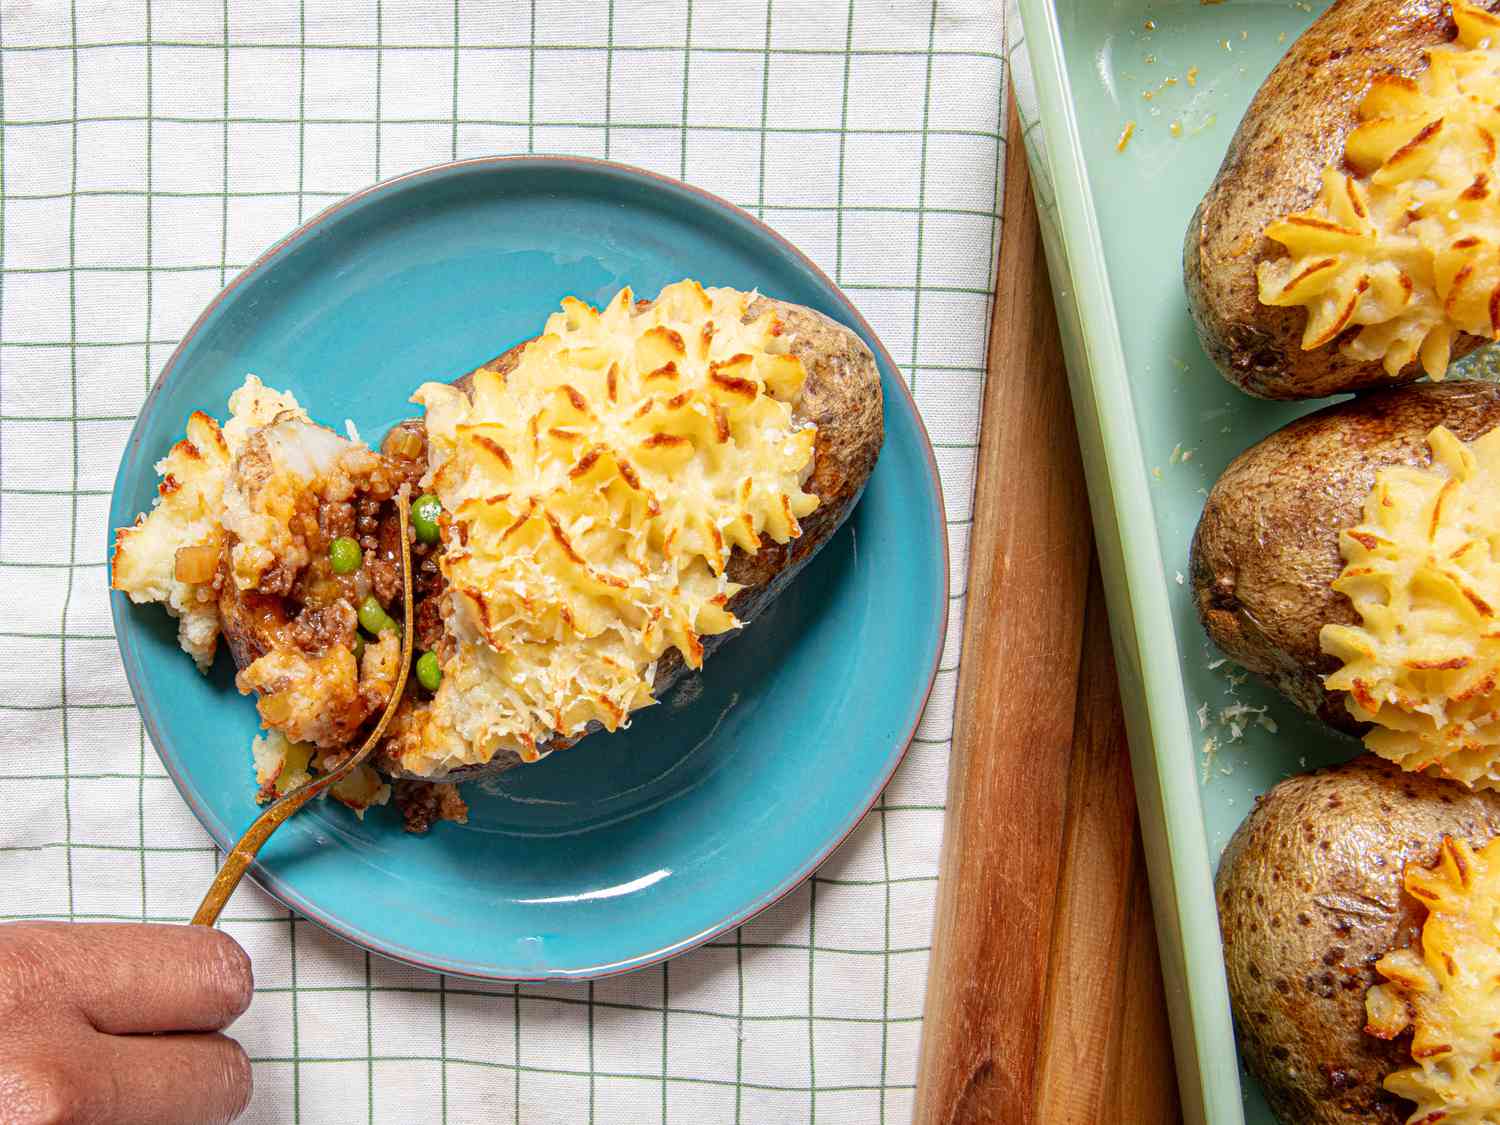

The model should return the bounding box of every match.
[0,2,1004,1121]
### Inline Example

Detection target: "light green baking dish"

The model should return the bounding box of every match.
[1004,2,1500,1122]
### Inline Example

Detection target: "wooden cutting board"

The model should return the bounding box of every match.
[911,92,1183,1125]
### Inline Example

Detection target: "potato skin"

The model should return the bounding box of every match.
[1217,756,1500,1125]
[1183,0,1488,400]
[1190,380,1500,732]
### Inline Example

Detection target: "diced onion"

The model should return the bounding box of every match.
[384,427,425,460]
[173,543,219,584]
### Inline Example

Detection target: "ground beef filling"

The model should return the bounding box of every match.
[287,602,357,653]
[225,422,464,831]
[392,780,469,834]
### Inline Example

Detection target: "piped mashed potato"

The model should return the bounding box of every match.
[1258,0,1500,378]
[394,280,819,775]
[1321,424,1500,787]
[1365,836,1500,1123]
[111,376,308,669]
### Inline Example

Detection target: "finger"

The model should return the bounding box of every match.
[95,1029,253,1125]
[5,922,253,1034]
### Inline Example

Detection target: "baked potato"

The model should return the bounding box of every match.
[115,282,883,808]
[1183,0,1498,400]
[1216,755,1500,1125]
[372,292,883,782]
[1190,379,1500,733]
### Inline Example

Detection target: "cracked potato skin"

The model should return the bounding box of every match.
[1190,381,1500,733]
[1183,0,1490,400]
[1216,756,1500,1125]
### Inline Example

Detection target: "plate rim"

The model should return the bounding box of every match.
[107,154,951,980]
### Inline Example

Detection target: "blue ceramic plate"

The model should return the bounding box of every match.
[108,157,947,980]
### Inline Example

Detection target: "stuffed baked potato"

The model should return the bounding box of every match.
[376,291,883,782]
[1192,380,1500,732]
[113,281,884,823]
[1187,2,1500,1120]
[1185,0,1500,399]
[1217,756,1500,1125]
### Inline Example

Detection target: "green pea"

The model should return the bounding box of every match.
[416,651,442,692]
[357,594,396,635]
[412,494,443,545]
[328,536,362,575]
[351,632,366,661]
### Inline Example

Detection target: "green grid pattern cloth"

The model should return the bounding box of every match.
[0,2,1002,1121]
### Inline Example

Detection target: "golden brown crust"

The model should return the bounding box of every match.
[1190,380,1500,732]
[1216,756,1500,1125]
[456,296,882,597]
[1183,0,1489,400]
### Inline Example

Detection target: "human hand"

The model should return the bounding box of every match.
[0,922,253,1125]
